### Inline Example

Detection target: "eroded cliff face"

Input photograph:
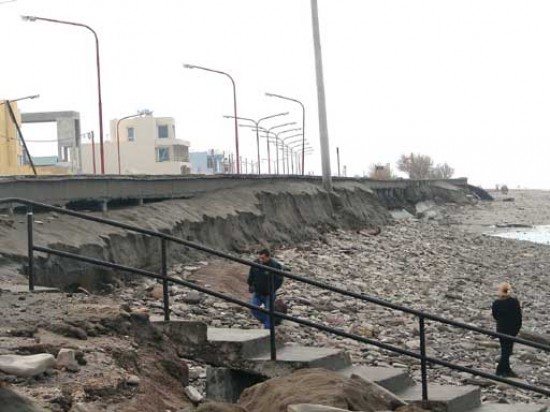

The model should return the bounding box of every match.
[0,180,473,291]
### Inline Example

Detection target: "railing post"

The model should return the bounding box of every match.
[26,206,35,292]
[161,238,170,321]
[419,315,429,405]
[269,269,277,361]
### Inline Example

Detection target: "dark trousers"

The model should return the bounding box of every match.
[497,337,514,375]
[251,293,272,329]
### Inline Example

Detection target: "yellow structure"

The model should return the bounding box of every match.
[0,101,28,174]
[0,100,65,175]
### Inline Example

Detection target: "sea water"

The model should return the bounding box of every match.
[491,225,550,246]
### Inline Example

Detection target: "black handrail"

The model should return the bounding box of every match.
[2,197,550,401]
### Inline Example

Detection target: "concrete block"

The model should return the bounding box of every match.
[338,366,413,393]
[153,321,208,345]
[471,405,548,412]
[0,353,56,377]
[206,367,264,403]
[246,346,351,378]
[396,384,481,412]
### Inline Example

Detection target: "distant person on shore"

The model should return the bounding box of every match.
[492,282,522,377]
[247,249,284,329]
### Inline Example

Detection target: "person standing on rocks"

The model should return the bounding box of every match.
[247,249,284,329]
[492,282,522,377]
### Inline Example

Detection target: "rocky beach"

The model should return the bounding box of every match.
[127,190,550,405]
[2,189,550,410]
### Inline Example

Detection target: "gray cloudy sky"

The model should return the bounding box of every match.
[1,0,550,188]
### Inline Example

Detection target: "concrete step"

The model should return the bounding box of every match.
[0,285,60,294]
[396,384,481,412]
[338,365,413,393]
[471,405,548,412]
[245,345,352,378]
[207,327,281,359]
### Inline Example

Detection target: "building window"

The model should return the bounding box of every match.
[156,147,170,162]
[127,127,135,141]
[158,125,169,139]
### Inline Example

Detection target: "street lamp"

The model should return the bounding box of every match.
[286,141,308,175]
[224,112,289,174]
[116,109,153,175]
[241,122,297,174]
[22,15,106,174]
[266,92,306,175]
[183,63,240,174]
[0,94,40,105]
[256,127,302,175]
[280,134,305,174]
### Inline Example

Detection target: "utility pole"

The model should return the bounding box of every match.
[336,147,341,177]
[311,0,332,191]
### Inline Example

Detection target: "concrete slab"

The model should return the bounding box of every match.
[338,365,413,393]
[396,384,481,412]
[207,327,274,359]
[246,345,351,378]
[207,328,270,343]
[0,285,59,294]
[472,405,547,412]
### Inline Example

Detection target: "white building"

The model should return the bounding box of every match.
[80,114,191,175]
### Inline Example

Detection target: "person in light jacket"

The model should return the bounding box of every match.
[492,282,522,377]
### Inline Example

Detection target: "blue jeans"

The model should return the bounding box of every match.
[251,293,272,329]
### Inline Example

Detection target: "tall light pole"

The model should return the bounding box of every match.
[225,112,288,174]
[310,0,332,190]
[336,147,341,177]
[266,92,306,175]
[183,64,240,174]
[287,141,311,175]
[243,123,298,175]
[281,135,305,174]
[116,109,152,175]
[22,15,106,174]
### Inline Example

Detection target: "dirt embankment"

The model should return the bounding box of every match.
[0,180,473,291]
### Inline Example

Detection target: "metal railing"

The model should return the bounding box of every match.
[1,197,549,403]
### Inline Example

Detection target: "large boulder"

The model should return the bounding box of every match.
[0,387,47,412]
[238,369,406,412]
[0,354,56,378]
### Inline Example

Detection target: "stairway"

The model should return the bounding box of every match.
[155,322,547,412]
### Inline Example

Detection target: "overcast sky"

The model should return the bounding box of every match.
[2,0,550,188]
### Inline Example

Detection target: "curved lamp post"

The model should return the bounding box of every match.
[287,141,311,174]
[224,112,288,174]
[183,64,240,174]
[266,92,306,175]
[116,109,152,175]
[22,15,106,175]
[280,133,303,174]
[242,122,297,175]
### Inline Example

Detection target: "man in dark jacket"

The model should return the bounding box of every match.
[247,249,283,329]
[492,282,522,377]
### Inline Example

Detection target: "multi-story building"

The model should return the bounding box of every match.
[80,114,191,175]
[190,149,230,174]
